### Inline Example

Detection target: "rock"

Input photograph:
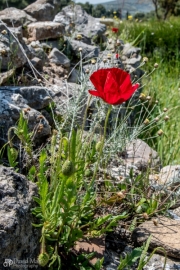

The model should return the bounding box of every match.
[0,86,52,143]
[132,216,180,258]
[0,23,27,71]
[0,69,15,85]
[0,165,41,269]
[122,54,142,69]
[54,5,106,39]
[144,253,180,270]
[0,7,36,27]
[31,56,44,70]
[48,48,70,68]
[24,0,58,21]
[122,43,141,58]
[27,22,65,41]
[74,237,105,265]
[99,18,114,26]
[123,139,160,171]
[159,165,180,186]
[69,39,99,60]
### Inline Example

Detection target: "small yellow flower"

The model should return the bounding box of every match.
[144,118,150,125]
[139,93,146,101]
[128,15,133,20]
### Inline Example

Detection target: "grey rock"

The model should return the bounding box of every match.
[0,7,36,27]
[122,43,141,58]
[159,165,180,186]
[54,5,106,39]
[48,48,70,68]
[144,254,180,270]
[0,86,52,143]
[0,165,41,269]
[31,56,44,70]
[27,21,65,41]
[123,139,160,171]
[0,23,27,71]
[69,39,99,60]
[24,0,57,21]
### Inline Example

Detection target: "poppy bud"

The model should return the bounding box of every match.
[95,141,103,151]
[38,252,49,267]
[62,160,74,176]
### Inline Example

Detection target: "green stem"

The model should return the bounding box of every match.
[80,95,92,140]
[90,105,112,185]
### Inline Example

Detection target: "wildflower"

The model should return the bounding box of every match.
[143,57,148,63]
[157,129,163,136]
[146,96,151,100]
[139,93,146,100]
[1,29,7,35]
[154,117,159,122]
[91,59,96,64]
[78,47,82,52]
[76,34,82,40]
[164,115,169,121]
[154,63,159,68]
[128,15,133,20]
[88,68,139,105]
[163,108,168,112]
[112,27,118,33]
[144,118,150,125]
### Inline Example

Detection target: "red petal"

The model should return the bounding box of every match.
[104,71,119,94]
[88,90,103,98]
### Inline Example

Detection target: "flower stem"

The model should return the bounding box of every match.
[90,105,112,185]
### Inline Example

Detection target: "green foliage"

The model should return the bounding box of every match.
[0,0,34,10]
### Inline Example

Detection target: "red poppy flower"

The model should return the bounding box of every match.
[88,68,139,105]
[112,27,119,33]
[116,53,119,59]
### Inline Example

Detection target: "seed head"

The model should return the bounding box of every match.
[78,47,82,52]
[0,49,7,56]
[157,129,163,136]
[164,115,169,121]
[155,100,158,104]
[85,69,90,74]
[154,63,159,68]
[146,96,151,100]
[143,212,149,219]
[139,93,146,101]
[1,29,7,35]
[91,59,96,64]
[107,53,112,59]
[144,118,150,125]
[163,108,168,112]
[143,57,148,63]
[76,34,82,40]
[103,58,107,63]
[154,117,159,122]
